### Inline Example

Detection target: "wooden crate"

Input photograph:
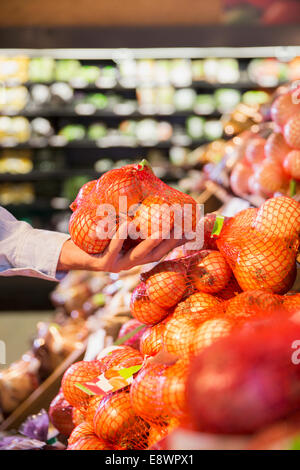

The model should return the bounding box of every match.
[0,345,85,431]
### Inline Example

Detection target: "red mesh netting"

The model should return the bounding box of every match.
[58,195,300,449]
[163,213,227,262]
[217,197,300,294]
[93,389,149,450]
[96,345,144,368]
[130,359,190,429]
[61,360,103,409]
[147,420,179,449]
[69,179,97,212]
[130,363,170,426]
[68,421,94,446]
[61,346,143,413]
[216,207,258,269]
[282,293,300,312]
[253,196,300,239]
[187,250,232,294]
[69,161,198,255]
[163,315,198,357]
[85,395,104,424]
[132,248,234,327]
[233,235,297,293]
[68,418,114,451]
[132,247,236,357]
[140,321,166,357]
[163,301,227,357]
[173,291,222,318]
[130,281,169,325]
[72,406,86,427]
[142,261,188,309]
[191,317,234,356]
[225,290,283,321]
[216,275,242,300]
[130,195,175,239]
[69,205,113,254]
[68,434,112,450]
[161,360,189,417]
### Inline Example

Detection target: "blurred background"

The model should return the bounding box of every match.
[0,1,300,437]
[0,0,300,310]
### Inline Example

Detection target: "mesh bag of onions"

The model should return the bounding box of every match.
[69,160,199,255]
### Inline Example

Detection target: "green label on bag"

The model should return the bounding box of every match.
[118,364,142,379]
[290,434,300,450]
[75,383,96,396]
[290,179,296,197]
[75,363,143,397]
[114,324,146,346]
[211,215,225,237]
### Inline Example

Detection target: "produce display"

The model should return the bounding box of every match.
[27,185,299,450]
[230,87,300,198]
[0,268,141,424]
[1,54,300,451]
[204,83,300,202]
[1,56,300,89]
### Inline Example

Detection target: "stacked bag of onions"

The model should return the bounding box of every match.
[229,83,300,199]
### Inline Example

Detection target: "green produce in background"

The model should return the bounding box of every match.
[214,88,241,113]
[191,60,204,81]
[119,120,137,137]
[194,94,216,115]
[204,119,223,140]
[59,124,86,141]
[87,123,107,140]
[62,175,91,202]
[186,116,205,140]
[86,93,108,109]
[29,57,55,83]
[55,60,81,82]
[242,90,270,106]
[77,65,100,84]
[174,88,197,111]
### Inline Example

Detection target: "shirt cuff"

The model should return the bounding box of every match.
[15,228,70,281]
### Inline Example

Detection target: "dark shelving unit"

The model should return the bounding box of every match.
[1,33,299,231]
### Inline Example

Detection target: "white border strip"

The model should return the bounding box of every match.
[0,46,300,60]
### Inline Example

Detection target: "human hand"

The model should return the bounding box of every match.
[57,222,187,274]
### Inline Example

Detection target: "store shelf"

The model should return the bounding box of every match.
[0,44,286,230]
[0,169,101,182]
[1,28,300,52]
[2,201,70,212]
[17,79,278,91]
[0,138,211,150]
[0,108,222,119]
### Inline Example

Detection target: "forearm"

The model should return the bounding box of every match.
[57,239,101,272]
[0,207,70,281]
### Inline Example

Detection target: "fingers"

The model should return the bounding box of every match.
[114,235,162,271]
[142,236,183,265]
[128,234,163,259]
[96,221,129,271]
[116,229,186,271]
[96,223,194,272]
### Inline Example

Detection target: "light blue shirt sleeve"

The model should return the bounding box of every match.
[0,206,70,281]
